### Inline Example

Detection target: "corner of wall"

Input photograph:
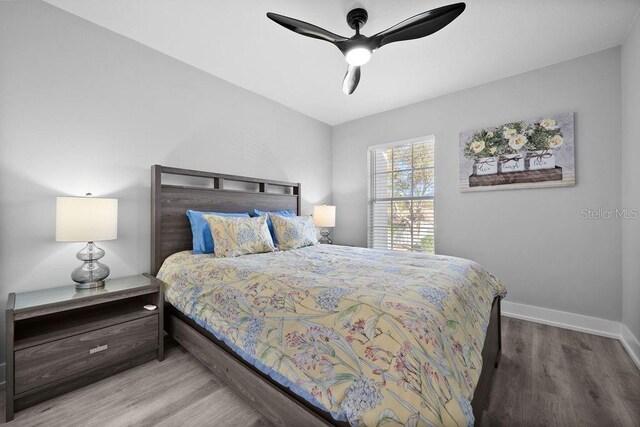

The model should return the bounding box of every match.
[621,324,640,370]
[621,4,640,343]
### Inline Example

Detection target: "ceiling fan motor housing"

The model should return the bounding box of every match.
[347,8,368,31]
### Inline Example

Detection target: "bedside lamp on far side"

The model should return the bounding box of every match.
[313,204,336,244]
[56,194,118,289]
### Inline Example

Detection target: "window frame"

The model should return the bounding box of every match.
[367,135,436,253]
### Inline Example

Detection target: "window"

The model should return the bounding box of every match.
[368,136,435,253]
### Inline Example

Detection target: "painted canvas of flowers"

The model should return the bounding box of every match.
[459,112,575,192]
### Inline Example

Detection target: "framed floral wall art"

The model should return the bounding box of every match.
[459,112,575,192]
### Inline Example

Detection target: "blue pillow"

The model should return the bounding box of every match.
[186,210,250,254]
[251,209,296,245]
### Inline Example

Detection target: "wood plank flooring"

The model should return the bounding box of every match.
[479,317,640,426]
[1,317,638,426]
[0,341,271,427]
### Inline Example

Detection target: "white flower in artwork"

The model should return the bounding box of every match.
[486,131,494,138]
[503,128,517,139]
[525,128,534,136]
[540,118,557,130]
[508,134,527,150]
[470,140,486,153]
[548,135,564,148]
[489,146,497,155]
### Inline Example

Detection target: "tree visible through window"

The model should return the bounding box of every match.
[368,137,435,253]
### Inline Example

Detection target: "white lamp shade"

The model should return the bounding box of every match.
[313,205,336,228]
[56,196,118,242]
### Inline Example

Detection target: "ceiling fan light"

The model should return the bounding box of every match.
[345,47,371,66]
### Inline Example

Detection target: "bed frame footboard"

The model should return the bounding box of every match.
[471,296,502,424]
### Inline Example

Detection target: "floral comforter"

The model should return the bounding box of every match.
[158,245,506,426]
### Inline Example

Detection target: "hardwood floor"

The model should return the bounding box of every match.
[1,317,639,426]
[480,317,640,426]
[0,341,271,427]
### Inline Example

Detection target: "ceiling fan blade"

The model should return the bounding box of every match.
[371,3,466,48]
[267,12,349,44]
[342,65,361,95]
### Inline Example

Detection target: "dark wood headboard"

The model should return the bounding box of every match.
[150,165,301,275]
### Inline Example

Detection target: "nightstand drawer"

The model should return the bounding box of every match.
[14,315,158,394]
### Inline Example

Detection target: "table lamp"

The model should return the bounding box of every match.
[313,205,336,244]
[56,194,118,289]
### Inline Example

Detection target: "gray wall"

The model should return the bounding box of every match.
[333,48,622,322]
[0,1,332,361]
[622,15,640,339]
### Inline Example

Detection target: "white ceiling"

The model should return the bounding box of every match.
[44,0,640,125]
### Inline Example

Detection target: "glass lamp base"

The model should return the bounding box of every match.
[74,280,106,290]
[71,242,110,289]
[319,228,332,244]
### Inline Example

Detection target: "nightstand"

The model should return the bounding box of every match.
[5,275,164,421]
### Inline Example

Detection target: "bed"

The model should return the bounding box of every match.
[148,165,505,426]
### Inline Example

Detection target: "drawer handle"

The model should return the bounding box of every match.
[89,344,108,355]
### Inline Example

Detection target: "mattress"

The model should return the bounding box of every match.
[157,244,506,426]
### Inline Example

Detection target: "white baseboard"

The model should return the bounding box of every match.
[501,300,621,338]
[502,300,640,370]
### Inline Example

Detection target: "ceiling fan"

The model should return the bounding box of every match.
[267,3,466,95]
